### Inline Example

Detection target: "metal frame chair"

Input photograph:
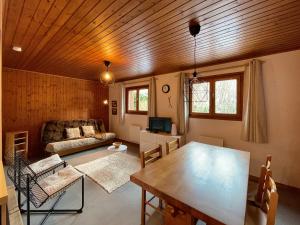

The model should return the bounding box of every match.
[6,152,84,225]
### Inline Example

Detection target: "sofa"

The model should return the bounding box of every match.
[41,119,116,156]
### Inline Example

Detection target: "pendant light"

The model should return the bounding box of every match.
[187,19,209,103]
[189,19,201,87]
[100,60,115,85]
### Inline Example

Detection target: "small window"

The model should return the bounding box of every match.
[189,73,243,120]
[126,85,149,114]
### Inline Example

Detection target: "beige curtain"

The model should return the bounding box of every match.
[148,77,157,117]
[119,82,125,124]
[241,59,268,143]
[177,73,189,141]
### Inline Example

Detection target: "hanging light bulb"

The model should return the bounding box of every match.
[100,60,115,85]
[190,35,199,88]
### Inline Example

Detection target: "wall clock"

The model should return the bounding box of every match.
[162,84,170,93]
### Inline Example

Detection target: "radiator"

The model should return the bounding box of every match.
[129,124,141,144]
[196,135,224,147]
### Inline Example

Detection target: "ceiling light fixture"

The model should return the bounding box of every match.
[189,19,201,87]
[100,60,115,86]
[186,19,209,103]
[12,46,22,52]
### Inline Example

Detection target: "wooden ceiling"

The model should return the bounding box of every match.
[3,0,300,81]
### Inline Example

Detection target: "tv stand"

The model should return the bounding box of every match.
[140,130,182,156]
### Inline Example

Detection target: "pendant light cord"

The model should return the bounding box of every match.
[194,36,197,76]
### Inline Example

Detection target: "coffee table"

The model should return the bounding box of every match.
[107,144,127,152]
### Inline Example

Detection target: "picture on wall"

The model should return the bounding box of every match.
[112,100,117,107]
[112,108,117,115]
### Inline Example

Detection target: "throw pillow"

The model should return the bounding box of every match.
[65,127,81,139]
[81,125,95,137]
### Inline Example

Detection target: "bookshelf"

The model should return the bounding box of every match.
[5,131,28,161]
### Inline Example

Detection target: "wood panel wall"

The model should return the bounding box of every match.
[2,68,109,159]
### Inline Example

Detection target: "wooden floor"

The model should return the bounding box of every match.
[5,142,300,225]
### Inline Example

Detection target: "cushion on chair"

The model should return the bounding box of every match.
[245,205,267,225]
[37,165,83,196]
[29,154,63,175]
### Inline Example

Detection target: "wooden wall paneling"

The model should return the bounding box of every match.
[2,68,109,158]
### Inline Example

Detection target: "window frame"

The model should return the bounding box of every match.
[189,72,243,121]
[125,85,149,115]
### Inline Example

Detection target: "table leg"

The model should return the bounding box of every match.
[1,204,7,225]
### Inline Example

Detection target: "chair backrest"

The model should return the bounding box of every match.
[256,155,272,203]
[166,139,180,155]
[6,153,49,208]
[265,155,272,170]
[260,172,278,225]
[140,145,162,168]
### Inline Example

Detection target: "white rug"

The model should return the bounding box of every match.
[75,152,141,193]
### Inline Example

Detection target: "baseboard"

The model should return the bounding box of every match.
[249,175,300,192]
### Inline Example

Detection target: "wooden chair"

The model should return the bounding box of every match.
[246,172,279,225]
[140,145,163,225]
[248,155,272,205]
[166,138,180,155]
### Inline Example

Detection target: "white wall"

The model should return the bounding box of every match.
[109,50,300,188]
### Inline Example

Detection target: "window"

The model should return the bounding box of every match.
[126,85,149,114]
[189,73,243,120]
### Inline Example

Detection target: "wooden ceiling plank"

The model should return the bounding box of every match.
[2,0,25,63]
[32,0,137,70]
[20,0,86,68]
[64,0,275,65]
[13,0,56,64]
[79,0,296,64]
[27,0,147,69]
[83,21,300,74]
[34,1,190,69]
[46,0,283,68]
[17,0,72,67]
[51,0,298,68]
[103,4,300,67]
[38,0,232,69]
[24,0,105,69]
[6,0,42,68]
[3,0,300,80]
[36,0,139,66]
[113,21,300,71]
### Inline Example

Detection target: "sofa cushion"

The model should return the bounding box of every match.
[66,127,81,139]
[81,125,95,137]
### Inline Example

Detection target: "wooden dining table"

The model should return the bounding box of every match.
[130,141,250,225]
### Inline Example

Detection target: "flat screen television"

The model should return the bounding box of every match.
[149,117,172,133]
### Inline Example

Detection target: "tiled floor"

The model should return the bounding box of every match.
[6,143,300,225]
